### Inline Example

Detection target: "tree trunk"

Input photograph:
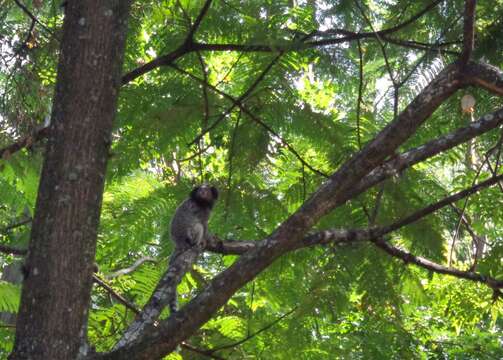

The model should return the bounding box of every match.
[10,1,131,359]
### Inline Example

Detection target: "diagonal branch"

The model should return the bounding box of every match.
[1,218,32,233]
[121,43,190,85]
[373,239,503,289]
[103,106,503,262]
[281,171,500,256]
[93,274,140,315]
[375,173,503,237]
[185,0,213,42]
[13,0,52,35]
[121,0,212,85]
[300,172,503,250]
[348,106,503,204]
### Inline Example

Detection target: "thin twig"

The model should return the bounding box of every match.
[448,141,495,266]
[92,274,140,314]
[172,65,329,177]
[181,343,225,360]
[0,218,32,233]
[224,112,241,220]
[373,238,503,289]
[105,257,157,279]
[120,0,447,85]
[370,184,385,225]
[0,244,27,256]
[188,52,283,146]
[356,39,364,149]
[0,126,50,160]
[13,0,52,35]
[185,0,213,43]
[355,1,399,118]
[378,173,503,237]
[209,307,297,353]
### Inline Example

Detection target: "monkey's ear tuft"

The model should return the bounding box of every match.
[190,186,200,199]
[211,186,219,200]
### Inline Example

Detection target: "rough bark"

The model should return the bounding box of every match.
[9,1,131,359]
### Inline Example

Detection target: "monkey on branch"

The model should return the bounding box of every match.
[167,184,219,312]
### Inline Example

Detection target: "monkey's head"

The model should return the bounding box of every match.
[190,184,219,209]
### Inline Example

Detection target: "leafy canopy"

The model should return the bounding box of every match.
[0,0,502,358]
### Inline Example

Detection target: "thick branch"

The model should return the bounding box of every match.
[121,0,212,84]
[94,275,220,360]
[103,98,502,357]
[277,63,461,241]
[121,45,190,85]
[351,106,503,199]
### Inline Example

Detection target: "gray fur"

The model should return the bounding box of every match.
[170,196,212,250]
[167,185,218,312]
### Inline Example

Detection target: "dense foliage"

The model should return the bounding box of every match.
[1,0,502,358]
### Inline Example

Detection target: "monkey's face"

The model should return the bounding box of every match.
[190,185,219,208]
[197,186,213,202]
